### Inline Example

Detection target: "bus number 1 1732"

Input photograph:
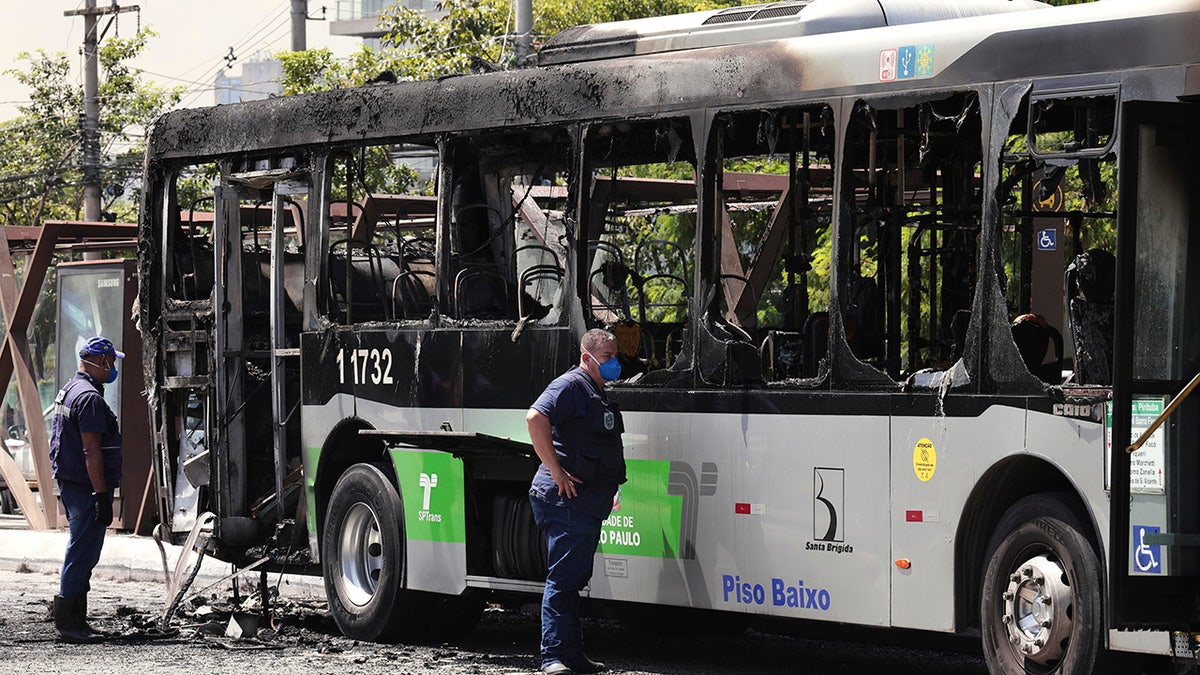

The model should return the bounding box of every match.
[335,347,395,386]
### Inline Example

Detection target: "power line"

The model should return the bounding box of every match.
[173,5,289,82]
[177,16,293,109]
[174,11,291,91]
[149,73,227,91]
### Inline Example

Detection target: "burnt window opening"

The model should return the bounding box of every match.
[164,156,310,339]
[325,141,439,325]
[164,162,220,304]
[712,105,836,384]
[841,94,983,384]
[444,128,572,324]
[582,119,697,383]
[1000,93,1118,386]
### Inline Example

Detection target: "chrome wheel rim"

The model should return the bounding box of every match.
[1001,554,1073,666]
[336,502,384,607]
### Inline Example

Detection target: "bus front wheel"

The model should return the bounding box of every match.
[981,493,1102,675]
[322,463,430,642]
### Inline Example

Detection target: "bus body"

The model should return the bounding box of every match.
[138,0,1200,671]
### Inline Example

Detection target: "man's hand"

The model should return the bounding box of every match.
[550,466,583,500]
[93,492,113,527]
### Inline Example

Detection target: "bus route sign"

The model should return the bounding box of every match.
[1105,399,1166,495]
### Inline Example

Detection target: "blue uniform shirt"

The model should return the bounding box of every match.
[50,371,122,488]
[529,366,626,520]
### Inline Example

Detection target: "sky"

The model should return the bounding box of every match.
[0,0,363,121]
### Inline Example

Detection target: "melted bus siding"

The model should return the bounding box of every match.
[138,0,1200,671]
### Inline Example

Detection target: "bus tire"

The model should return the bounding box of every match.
[980,493,1102,675]
[322,463,431,642]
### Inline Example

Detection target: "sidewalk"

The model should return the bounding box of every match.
[0,514,325,598]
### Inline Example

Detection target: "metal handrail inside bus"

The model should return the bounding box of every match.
[1125,370,1200,455]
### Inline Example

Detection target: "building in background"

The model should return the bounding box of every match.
[213,71,242,105]
[332,0,443,45]
[214,57,283,105]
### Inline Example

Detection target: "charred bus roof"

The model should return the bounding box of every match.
[537,0,1050,66]
[143,0,1200,164]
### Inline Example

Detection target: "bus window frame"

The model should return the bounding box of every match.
[706,102,839,387]
[830,89,993,392]
[580,115,701,386]
[440,126,575,325]
[1027,85,1120,161]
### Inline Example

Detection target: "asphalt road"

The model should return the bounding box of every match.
[0,562,997,675]
[0,515,1179,674]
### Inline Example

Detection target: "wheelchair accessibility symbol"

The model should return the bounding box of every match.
[1037,228,1057,251]
[1134,525,1162,574]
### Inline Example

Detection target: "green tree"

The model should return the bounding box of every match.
[278,44,409,95]
[0,28,182,227]
[277,0,761,88]
[0,28,181,395]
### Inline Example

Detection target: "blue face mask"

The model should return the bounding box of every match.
[587,349,621,382]
[85,358,119,385]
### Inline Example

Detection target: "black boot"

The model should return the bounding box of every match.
[75,594,103,636]
[53,595,101,643]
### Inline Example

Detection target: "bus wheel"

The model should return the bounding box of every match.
[322,463,430,642]
[981,493,1102,675]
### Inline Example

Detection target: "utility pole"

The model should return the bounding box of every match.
[64,0,139,223]
[514,0,533,66]
[292,0,308,51]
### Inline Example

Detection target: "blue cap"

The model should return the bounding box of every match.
[79,336,124,359]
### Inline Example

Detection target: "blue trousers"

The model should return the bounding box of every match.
[59,480,110,599]
[529,495,603,670]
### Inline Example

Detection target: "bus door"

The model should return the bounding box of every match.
[1110,101,1200,633]
[210,182,250,534]
[207,175,305,542]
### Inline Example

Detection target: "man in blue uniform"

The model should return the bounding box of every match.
[50,336,124,643]
[527,329,625,675]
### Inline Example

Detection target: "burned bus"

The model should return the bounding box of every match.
[139,0,1200,672]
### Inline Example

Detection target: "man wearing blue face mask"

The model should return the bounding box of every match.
[527,328,626,675]
[49,336,124,643]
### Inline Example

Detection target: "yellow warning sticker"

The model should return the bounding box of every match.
[913,438,936,482]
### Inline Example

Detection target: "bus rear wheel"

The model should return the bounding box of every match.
[980,493,1102,675]
[322,463,431,642]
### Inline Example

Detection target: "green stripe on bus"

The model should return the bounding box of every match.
[598,459,683,558]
